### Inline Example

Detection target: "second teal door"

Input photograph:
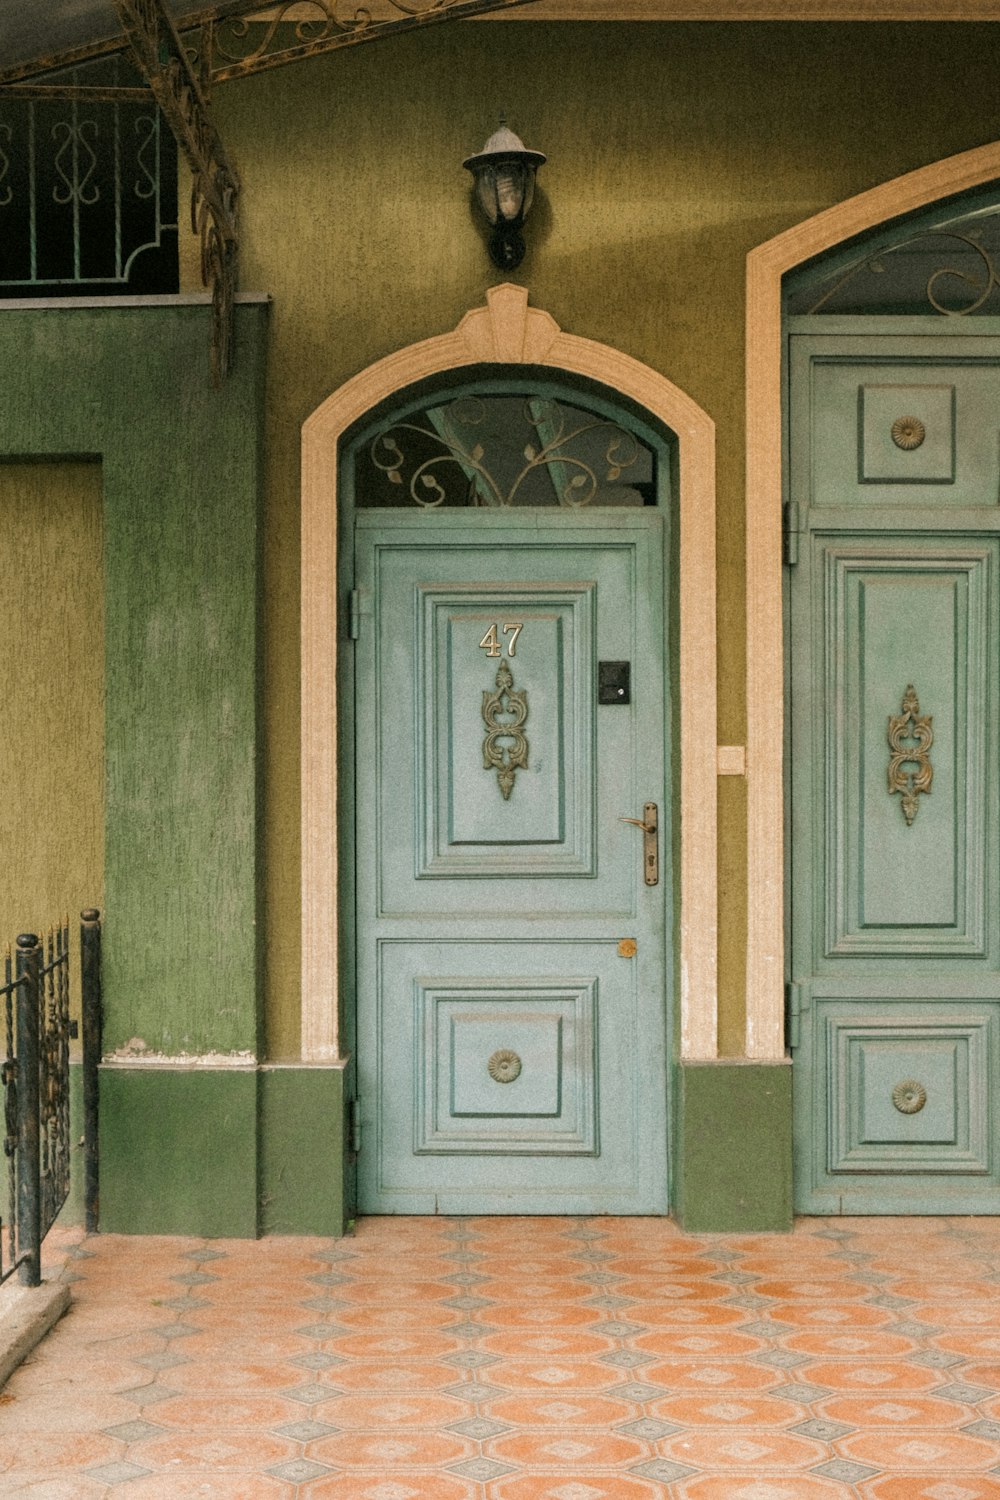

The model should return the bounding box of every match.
[788,321,1000,1213]
[353,510,670,1214]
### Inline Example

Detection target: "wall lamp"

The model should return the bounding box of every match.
[464,120,546,271]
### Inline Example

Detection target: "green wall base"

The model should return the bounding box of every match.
[258,1065,346,1236]
[100,1067,258,1237]
[673,1059,793,1232]
[97,1063,347,1238]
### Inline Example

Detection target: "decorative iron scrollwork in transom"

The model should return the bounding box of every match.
[366,394,654,509]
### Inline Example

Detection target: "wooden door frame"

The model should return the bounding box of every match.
[300,282,718,1064]
[745,140,1000,1060]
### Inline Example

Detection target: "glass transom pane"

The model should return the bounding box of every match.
[357,393,656,509]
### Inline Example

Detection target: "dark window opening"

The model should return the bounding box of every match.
[0,56,178,298]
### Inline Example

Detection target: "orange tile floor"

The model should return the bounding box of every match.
[4,1215,1000,1498]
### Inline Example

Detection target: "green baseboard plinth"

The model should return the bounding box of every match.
[96,1062,347,1238]
[673,1059,793,1232]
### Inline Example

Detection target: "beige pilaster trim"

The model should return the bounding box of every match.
[744,139,1000,1061]
[717,745,746,776]
[302,283,718,1063]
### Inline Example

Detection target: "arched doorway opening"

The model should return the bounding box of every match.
[300,284,718,1211]
[748,147,1000,1212]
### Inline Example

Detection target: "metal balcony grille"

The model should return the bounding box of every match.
[0,59,178,297]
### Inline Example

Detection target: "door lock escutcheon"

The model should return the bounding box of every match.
[620,803,658,886]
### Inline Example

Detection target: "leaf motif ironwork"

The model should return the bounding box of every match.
[887,684,933,826]
[371,396,640,508]
[801,224,1000,317]
[482,660,528,801]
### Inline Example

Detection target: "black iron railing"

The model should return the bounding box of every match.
[0,909,102,1288]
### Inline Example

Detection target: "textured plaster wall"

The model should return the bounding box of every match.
[199,21,1000,1058]
[0,462,104,999]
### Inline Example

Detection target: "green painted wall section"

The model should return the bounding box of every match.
[258,1066,347,1235]
[0,303,267,1056]
[100,1067,258,1236]
[0,463,104,1001]
[191,21,1000,1059]
[98,1066,347,1236]
[58,1062,85,1227]
[673,1060,793,1232]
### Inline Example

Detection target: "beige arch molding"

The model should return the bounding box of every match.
[301,283,718,1063]
[745,139,1000,1059]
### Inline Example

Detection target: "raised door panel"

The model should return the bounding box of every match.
[794,989,998,1210]
[416,581,594,878]
[816,537,996,962]
[792,339,1000,509]
[369,529,653,921]
[370,939,661,1212]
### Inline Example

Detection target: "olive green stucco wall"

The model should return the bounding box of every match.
[0,305,267,1055]
[203,20,1000,1060]
[0,462,104,979]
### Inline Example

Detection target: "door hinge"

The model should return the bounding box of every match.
[348,588,371,640]
[783,500,801,566]
[785,980,803,1051]
[349,1097,362,1154]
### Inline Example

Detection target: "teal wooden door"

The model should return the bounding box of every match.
[788,321,1000,1213]
[352,509,669,1214]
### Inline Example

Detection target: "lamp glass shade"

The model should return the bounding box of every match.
[475,160,531,225]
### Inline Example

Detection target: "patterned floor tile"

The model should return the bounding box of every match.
[815,1394,974,1428]
[839,1431,1000,1470]
[660,1428,828,1468]
[798,1360,941,1391]
[652,1394,810,1427]
[489,1476,670,1498]
[306,1428,475,1467]
[672,1476,860,1498]
[10,1216,1000,1497]
[859,1479,1000,1499]
[489,1393,639,1427]
[630,1328,765,1357]
[486,1430,647,1466]
[482,1330,616,1358]
[783,1330,918,1356]
[315,1392,471,1428]
[303,1472,479,1498]
[130,1429,300,1470]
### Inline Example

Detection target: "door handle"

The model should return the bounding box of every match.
[620,803,658,886]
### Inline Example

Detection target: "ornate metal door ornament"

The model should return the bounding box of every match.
[482,660,528,800]
[887,684,933,826]
[488,1049,522,1083]
[891,416,926,451]
[892,1080,927,1114]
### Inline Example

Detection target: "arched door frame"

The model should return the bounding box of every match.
[745,140,1000,1059]
[301,282,718,1063]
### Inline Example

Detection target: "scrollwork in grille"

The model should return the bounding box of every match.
[370,395,643,509]
[210,3,372,71]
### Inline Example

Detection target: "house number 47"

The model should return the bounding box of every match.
[479,622,523,658]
